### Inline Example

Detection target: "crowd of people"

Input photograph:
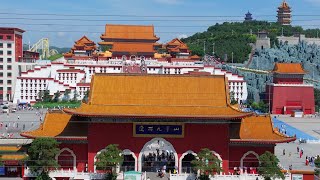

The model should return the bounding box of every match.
[141,149,175,173]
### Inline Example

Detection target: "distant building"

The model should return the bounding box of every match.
[277,33,320,45]
[277,0,292,26]
[244,11,253,22]
[255,31,271,50]
[266,63,315,115]
[63,36,97,60]
[0,27,24,102]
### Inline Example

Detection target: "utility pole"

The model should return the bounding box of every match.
[281,27,284,36]
[212,43,215,56]
[231,52,234,63]
[203,41,206,55]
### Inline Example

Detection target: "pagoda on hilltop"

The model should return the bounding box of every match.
[21,73,295,179]
[277,0,292,25]
[64,36,97,59]
[266,63,315,114]
[244,11,253,22]
[98,24,160,59]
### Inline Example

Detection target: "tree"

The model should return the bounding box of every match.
[62,89,71,102]
[95,144,123,180]
[72,90,79,102]
[191,148,222,180]
[230,91,238,105]
[82,90,90,103]
[38,91,44,102]
[258,151,284,180]
[27,138,60,179]
[42,90,51,102]
[53,91,60,102]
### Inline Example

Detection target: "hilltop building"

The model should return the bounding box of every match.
[13,24,248,104]
[277,0,292,26]
[63,36,97,60]
[244,11,253,22]
[266,63,315,114]
[21,73,295,179]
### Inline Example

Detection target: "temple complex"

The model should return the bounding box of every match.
[64,36,97,60]
[277,0,292,26]
[21,73,295,179]
[266,63,315,114]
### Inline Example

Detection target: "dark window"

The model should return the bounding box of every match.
[0,87,3,90]
[7,65,12,70]
[0,72,3,76]
[7,80,11,84]
[0,58,3,62]
[7,87,11,91]
[7,43,11,48]
[7,58,11,63]
[0,80,2,83]
[7,72,12,77]
[7,51,12,55]
[6,35,11,40]
[0,43,3,48]
[0,50,3,55]
[0,65,2,69]
[0,35,2,39]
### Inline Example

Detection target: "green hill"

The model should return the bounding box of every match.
[182,21,319,63]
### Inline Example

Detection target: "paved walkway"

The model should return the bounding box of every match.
[0,109,45,138]
[273,117,318,140]
[275,141,320,170]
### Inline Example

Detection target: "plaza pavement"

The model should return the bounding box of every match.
[0,109,45,138]
[274,114,320,171]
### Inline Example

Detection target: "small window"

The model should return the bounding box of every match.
[7,72,12,77]
[0,43,3,48]
[6,35,11,40]
[7,58,12,63]
[0,80,3,83]
[0,58,3,62]
[0,72,3,76]
[0,87,3,90]
[0,65,2,69]
[0,35,3,39]
[7,65,12,70]
[7,51,12,55]
[0,50,3,55]
[7,43,11,48]
[7,80,12,84]
[7,87,11,91]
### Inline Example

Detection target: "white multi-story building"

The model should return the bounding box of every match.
[0,28,24,102]
[13,57,248,104]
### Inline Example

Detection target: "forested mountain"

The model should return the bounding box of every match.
[182,21,320,63]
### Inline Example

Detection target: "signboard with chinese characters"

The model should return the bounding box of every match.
[133,123,184,138]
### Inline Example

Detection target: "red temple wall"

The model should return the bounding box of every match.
[59,143,88,172]
[269,86,315,114]
[87,123,230,172]
[228,145,274,171]
[273,77,303,84]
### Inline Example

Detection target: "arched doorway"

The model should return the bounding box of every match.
[55,148,76,171]
[240,151,260,169]
[138,138,178,172]
[121,149,137,172]
[180,151,197,173]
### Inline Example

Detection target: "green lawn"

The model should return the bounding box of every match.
[33,101,81,108]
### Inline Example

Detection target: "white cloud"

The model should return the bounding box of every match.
[154,0,181,5]
[177,34,188,39]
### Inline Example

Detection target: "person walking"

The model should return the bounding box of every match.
[283,149,286,156]
[17,115,20,120]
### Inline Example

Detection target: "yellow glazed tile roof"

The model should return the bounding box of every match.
[0,146,22,152]
[21,113,71,138]
[1,154,27,160]
[101,24,159,40]
[235,115,296,143]
[272,63,305,74]
[64,74,251,119]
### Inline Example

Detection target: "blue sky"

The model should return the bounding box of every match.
[1,0,320,47]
